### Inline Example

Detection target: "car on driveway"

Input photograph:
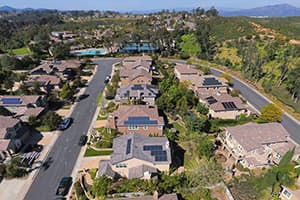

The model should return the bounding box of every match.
[78,135,88,146]
[56,177,72,196]
[104,75,111,84]
[59,118,72,130]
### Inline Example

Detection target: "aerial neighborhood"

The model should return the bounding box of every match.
[1,3,300,200]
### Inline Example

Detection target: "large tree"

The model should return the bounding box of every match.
[260,103,283,122]
[179,34,200,57]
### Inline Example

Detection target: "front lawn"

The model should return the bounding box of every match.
[84,148,113,157]
[12,47,31,55]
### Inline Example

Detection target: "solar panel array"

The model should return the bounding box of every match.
[126,139,132,155]
[131,84,144,90]
[124,116,158,125]
[203,77,222,86]
[1,98,22,105]
[143,145,167,162]
[222,102,238,110]
[206,96,217,105]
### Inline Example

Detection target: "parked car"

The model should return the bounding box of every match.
[104,75,111,84]
[56,177,72,196]
[59,118,72,130]
[78,135,88,146]
[75,94,89,102]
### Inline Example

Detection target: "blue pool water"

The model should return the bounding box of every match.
[74,49,107,56]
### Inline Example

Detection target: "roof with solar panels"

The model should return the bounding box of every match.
[109,105,164,126]
[111,133,171,164]
[204,93,247,112]
[187,75,228,88]
[0,96,42,106]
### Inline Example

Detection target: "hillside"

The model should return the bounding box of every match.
[220,4,300,17]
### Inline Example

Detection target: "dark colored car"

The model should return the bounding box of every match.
[56,177,72,196]
[75,94,89,102]
[59,118,72,130]
[78,135,88,146]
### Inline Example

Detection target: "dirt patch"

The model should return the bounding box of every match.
[94,120,107,128]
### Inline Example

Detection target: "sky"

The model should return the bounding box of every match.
[1,0,300,11]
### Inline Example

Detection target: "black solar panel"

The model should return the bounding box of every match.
[124,116,158,125]
[126,139,132,154]
[203,77,222,86]
[222,102,237,110]
[206,96,217,104]
[143,145,167,161]
[131,84,144,90]
[143,145,162,151]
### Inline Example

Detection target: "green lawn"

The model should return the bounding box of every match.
[36,125,52,132]
[84,148,113,157]
[12,47,31,55]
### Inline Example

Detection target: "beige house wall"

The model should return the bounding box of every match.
[117,125,163,136]
[209,109,246,119]
[112,158,170,178]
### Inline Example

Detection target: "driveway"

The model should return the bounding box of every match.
[24,58,122,200]
[167,59,300,144]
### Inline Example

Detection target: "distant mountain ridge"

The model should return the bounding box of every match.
[1,4,300,17]
[220,4,300,17]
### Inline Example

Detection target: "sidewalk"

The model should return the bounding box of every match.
[0,65,99,200]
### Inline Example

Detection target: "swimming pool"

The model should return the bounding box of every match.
[74,49,107,56]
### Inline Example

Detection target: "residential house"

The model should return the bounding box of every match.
[223,122,292,168]
[174,63,203,82]
[25,75,61,92]
[107,105,165,136]
[280,181,300,200]
[120,68,152,85]
[191,75,229,100]
[122,56,152,72]
[30,60,81,79]
[115,84,158,105]
[98,133,171,179]
[0,95,47,122]
[201,93,250,119]
[0,116,30,159]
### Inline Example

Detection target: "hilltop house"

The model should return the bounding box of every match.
[30,60,81,80]
[122,56,152,72]
[0,95,47,122]
[0,116,30,159]
[107,105,165,136]
[115,84,159,105]
[97,133,171,179]
[25,75,61,92]
[174,63,203,82]
[201,93,250,119]
[222,122,300,169]
[120,68,152,86]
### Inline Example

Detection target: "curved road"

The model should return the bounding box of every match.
[168,59,300,144]
[24,58,121,200]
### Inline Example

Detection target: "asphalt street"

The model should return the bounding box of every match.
[24,58,121,200]
[168,59,300,144]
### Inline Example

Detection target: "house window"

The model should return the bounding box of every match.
[238,145,243,152]
[144,125,148,130]
[282,189,292,199]
[158,125,163,130]
[128,125,139,130]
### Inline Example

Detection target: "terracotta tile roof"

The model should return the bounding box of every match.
[272,141,300,156]
[27,75,61,86]
[204,93,247,112]
[175,63,202,75]
[0,116,19,138]
[226,122,289,152]
[0,95,41,106]
[129,69,152,82]
[0,139,10,151]
[30,60,81,74]
[110,105,164,126]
